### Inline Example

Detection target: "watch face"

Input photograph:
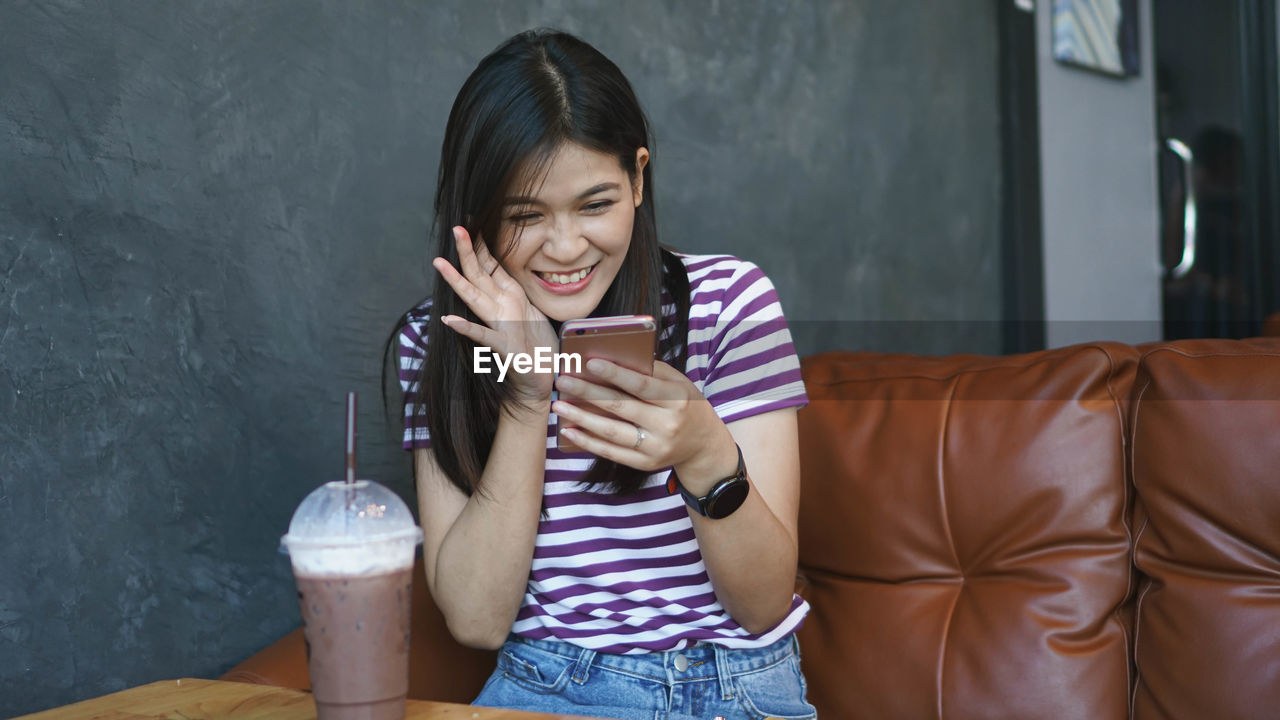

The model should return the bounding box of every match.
[706,479,749,519]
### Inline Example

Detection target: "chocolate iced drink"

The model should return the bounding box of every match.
[297,567,415,720]
[282,479,423,720]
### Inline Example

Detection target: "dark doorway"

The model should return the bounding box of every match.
[1155,0,1280,339]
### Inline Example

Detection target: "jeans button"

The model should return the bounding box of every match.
[673,653,689,672]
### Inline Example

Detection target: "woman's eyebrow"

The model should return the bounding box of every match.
[503,182,620,206]
[575,182,620,198]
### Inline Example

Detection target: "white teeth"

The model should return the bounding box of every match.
[541,266,592,285]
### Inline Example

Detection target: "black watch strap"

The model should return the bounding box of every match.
[666,443,750,519]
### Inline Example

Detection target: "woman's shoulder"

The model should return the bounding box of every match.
[403,297,433,324]
[396,298,433,354]
[672,253,778,304]
[674,252,759,277]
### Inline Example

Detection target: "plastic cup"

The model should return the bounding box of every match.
[280,480,423,720]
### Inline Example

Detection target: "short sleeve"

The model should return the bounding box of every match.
[690,259,808,424]
[397,305,432,450]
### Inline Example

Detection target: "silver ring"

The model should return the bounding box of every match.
[631,426,647,450]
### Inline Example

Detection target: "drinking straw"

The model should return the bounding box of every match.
[345,391,357,485]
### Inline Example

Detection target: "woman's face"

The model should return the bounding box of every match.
[495,142,648,323]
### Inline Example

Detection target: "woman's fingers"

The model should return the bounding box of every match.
[432,256,497,320]
[453,226,502,295]
[440,314,502,351]
[553,402,651,467]
[581,358,682,403]
[553,360,716,472]
[553,400,633,442]
[452,227,534,315]
[555,374,639,421]
[436,225,554,364]
[472,238,522,294]
[553,373,671,443]
[471,234,500,276]
[452,226,483,277]
[434,226,512,323]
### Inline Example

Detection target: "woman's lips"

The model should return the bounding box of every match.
[535,264,596,295]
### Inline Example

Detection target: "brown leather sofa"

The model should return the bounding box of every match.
[226,337,1280,719]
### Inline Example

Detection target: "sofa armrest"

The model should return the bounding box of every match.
[1263,310,1280,336]
[220,627,311,690]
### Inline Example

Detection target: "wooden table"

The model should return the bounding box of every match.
[13,678,600,720]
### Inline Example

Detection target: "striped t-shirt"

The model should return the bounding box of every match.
[398,254,809,654]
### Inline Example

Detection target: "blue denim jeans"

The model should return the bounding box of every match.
[472,633,817,720]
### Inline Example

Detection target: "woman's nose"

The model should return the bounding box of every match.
[540,221,588,263]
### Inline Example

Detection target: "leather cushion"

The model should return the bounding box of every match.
[1130,338,1280,720]
[796,343,1138,720]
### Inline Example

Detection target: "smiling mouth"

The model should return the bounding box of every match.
[535,264,597,285]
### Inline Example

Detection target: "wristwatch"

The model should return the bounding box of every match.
[666,443,750,519]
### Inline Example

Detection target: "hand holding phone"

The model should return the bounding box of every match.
[555,314,657,453]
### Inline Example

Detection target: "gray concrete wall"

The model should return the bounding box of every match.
[1037,0,1163,347]
[0,2,1001,714]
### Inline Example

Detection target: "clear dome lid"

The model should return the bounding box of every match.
[281,480,422,549]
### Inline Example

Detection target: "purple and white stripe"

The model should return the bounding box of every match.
[397,254,809,653]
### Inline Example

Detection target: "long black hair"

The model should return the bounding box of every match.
[386,29,690,496]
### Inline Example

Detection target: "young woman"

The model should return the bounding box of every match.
[393,28,817,720]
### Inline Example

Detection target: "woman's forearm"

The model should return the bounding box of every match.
[676,428,801,634]
[691,490,799,634]
[430,400,549,649]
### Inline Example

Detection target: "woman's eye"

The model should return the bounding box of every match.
[584,200,615,213]
[506,212,539,224]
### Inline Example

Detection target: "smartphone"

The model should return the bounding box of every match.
[555,314,657,453]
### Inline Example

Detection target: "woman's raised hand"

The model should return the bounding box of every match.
[433,226,558,400]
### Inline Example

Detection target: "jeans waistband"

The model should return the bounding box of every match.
[505,633,800,700]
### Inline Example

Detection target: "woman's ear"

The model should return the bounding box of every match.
[632,147,650,207]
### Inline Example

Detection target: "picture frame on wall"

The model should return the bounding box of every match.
[1052,0,1141,77]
